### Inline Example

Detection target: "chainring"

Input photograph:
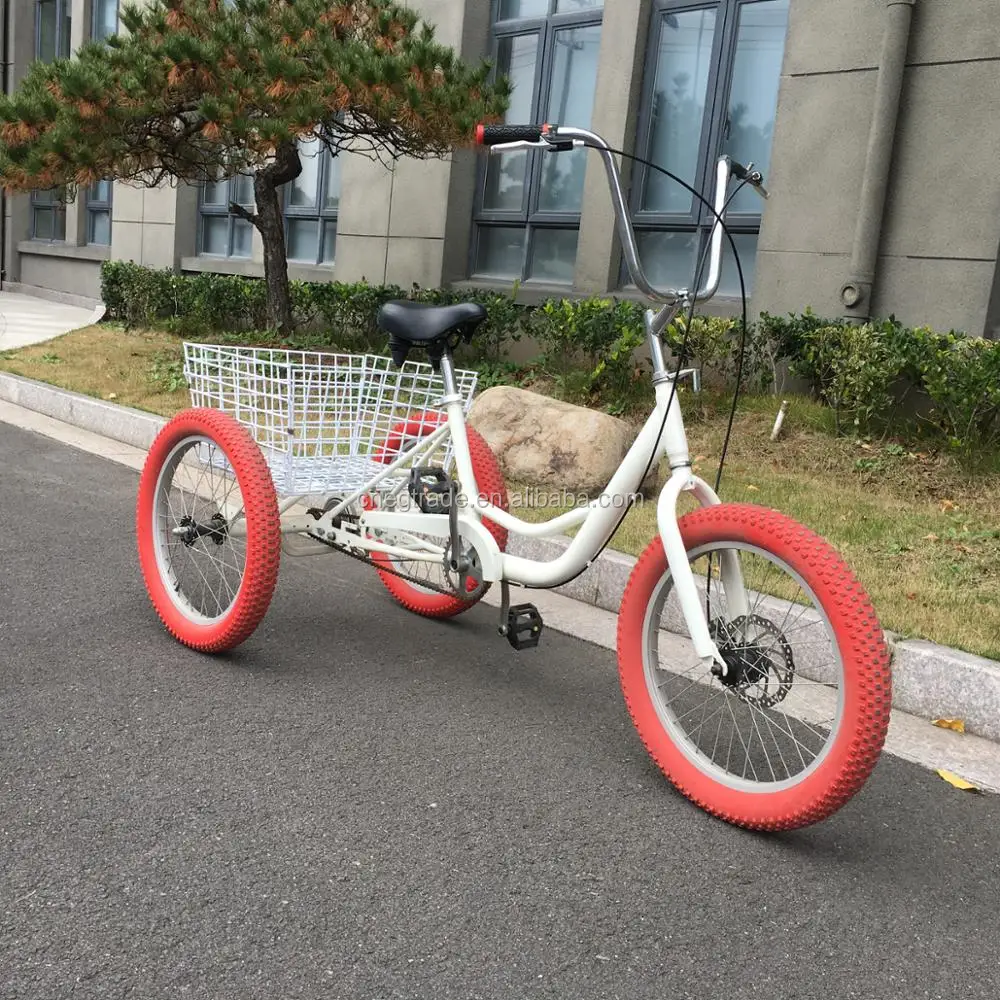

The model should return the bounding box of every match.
[444,541,488,601]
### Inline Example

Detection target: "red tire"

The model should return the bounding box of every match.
[617,503,891,831]
[136,407,281,652]
[368,422,509,618]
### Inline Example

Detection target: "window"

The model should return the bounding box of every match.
[283,138,340,266]
[36,0,71,61]
[92,0,119,40]
[471,0,603,284]
[198,173,254,257]
[628,0,789,297]
[31,189,66,241]
[87,180,112,245]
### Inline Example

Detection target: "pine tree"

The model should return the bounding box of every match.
[0,0,509,332]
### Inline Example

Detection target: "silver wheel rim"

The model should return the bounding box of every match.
[151,436,248,625]
[641,541,846,793]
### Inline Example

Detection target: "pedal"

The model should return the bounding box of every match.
[408,467,455,514]
[506,604,544,650]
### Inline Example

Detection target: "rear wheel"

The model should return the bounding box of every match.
[368,422,509,618]
[136,408,281,652]
[617,503,891,831]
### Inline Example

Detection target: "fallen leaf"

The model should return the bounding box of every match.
[860,443,872,451]
[746,485,759,492]
[694,455,706,462]
[933,718,965,734]
[941,499,958,512]
[905,592,917,600]
[936,769,980,792]
[923,533,939,542]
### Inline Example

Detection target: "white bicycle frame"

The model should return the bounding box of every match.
[248,126,768,669]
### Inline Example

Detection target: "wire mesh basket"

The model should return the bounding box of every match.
[182,342,479,496]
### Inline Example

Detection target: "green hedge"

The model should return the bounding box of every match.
[100,262,1000,449]
[99,261,746,411]
[99,261,523,362]
[768,311,1000,450]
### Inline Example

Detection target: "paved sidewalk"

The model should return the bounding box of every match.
[0,289,104,350]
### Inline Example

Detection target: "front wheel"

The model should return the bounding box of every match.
[136,408,281,652]
[617,503,891,831]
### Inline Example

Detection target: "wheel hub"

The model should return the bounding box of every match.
[178,512,228,546]
[709,614,795,708]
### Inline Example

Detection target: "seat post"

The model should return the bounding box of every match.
[438,349,462,405]
[436,346,479,499]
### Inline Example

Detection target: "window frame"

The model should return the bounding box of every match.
[35,0,72,62]
[30,188,67,242]
[91,0,119,41]
[625,0,788,294]
[86,180,113,246]
[282,140,340,267]
[197,174,255,258]
[470,0,605,284]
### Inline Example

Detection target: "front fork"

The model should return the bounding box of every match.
[653,376,750,672]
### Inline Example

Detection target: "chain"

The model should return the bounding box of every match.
[308,525,464,598]
[301,488,485,599]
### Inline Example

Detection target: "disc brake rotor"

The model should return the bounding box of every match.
[711,614,795,709]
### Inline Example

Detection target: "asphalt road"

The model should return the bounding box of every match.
[2,421,1000,1000]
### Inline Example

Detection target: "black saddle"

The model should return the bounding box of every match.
[377,300,487,366]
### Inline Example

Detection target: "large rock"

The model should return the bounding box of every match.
[468,385,657,496]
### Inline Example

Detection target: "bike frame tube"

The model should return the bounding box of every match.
[485,380,686,588]
[288,368,679,584]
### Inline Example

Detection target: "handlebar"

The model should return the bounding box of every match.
[474,122,768,309]
[476,123,547,145]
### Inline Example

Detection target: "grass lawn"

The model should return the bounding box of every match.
[0,324,189,418]
[3,323,999,661]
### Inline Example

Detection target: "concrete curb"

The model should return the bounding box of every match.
[0,370,166,451]
[4,368,999,744]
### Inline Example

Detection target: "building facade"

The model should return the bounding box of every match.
[2,0,999,337]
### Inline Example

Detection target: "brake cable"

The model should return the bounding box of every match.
[525,143,751,589]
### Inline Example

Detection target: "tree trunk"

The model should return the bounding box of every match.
[251,141,302,335]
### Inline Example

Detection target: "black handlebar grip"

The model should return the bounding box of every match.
[476,123,546,146]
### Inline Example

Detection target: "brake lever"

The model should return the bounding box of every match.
[731,159,769,200]
[489,139,548,152]
[489,138,585,154]
[749,173,770,200]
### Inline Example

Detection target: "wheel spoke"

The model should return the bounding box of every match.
[642,537,848,793]
[152,435,249,623]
